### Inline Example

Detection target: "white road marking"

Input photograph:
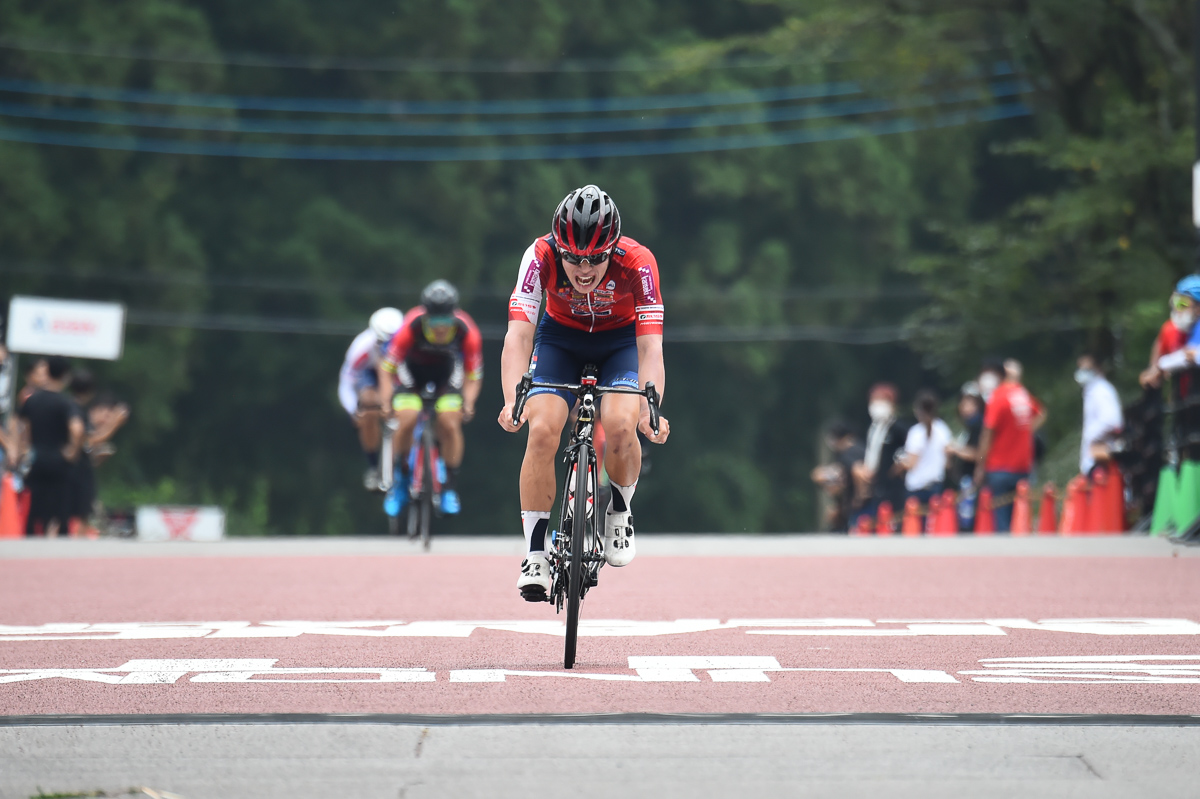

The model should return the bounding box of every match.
[961,655,1200,684]
[3,618,1199,642]
[0,657,956,685]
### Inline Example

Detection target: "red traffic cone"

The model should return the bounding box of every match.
[900,497,922,536]
[924,494,941,534]
[1036,483,1058,535]
[1011,480,1032,536]
[932,488,959,536]
[1088,464,1125,534]
[875,501,895,536]
[1059,476,1088,536]
[974,487,995,535]
[0,474,22,539]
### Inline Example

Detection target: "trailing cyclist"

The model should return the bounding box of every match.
[378,280,483,516]
[338,307,404,490]
[498,184,671,601]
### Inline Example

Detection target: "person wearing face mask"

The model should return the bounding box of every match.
[1075,354,1123,478]
[946,382,985,530]
[851,383,910,529]
[1144,278,1200,388]
[974,359,1046,532]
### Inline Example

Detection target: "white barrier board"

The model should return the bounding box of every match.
[136,506,225,542]
[6,296,125,360]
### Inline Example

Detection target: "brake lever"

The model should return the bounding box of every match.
[644,382,661,437]
[512,372,533,426]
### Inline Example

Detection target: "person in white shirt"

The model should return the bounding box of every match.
[1075,354,1123,477]
[900,390,952,520]
[337,308,404,490]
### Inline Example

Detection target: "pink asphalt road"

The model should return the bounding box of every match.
[2,542,1199,717]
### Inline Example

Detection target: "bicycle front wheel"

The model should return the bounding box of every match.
[420,431,434,551]
[564,453,591,669]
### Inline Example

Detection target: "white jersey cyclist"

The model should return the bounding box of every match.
[340,308,404,490]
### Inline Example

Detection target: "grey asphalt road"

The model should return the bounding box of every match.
[2,720,1198,799]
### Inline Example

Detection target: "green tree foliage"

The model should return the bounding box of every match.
[1,0,1185,532]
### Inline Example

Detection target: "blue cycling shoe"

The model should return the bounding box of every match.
[440,489,461,515]
[384,471,411,517]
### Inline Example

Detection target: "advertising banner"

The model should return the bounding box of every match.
[6,296,126,360]
[136,506,226,542]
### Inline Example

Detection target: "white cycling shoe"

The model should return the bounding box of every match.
[517,553,552,602]
[604,512,636,567]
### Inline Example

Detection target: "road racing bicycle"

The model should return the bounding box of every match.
[512,365,660,669]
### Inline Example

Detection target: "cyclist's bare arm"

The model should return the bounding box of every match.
[463,376,482,421]
[498,319,535,432]
[636,334,670,444]
[377,362,395,417]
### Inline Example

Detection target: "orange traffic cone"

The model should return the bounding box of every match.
[0,473,21,539]
[875,501,895,536]
[900,497,922,535]
[931,488,959,536]
[1059,476,1088,536]
[1037,483,1058,535]
[974,488,995,535]
[924,494,941,534]
[1011,480,1032,536]
[1088,464,1125,534]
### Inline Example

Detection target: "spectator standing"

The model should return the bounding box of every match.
[974,359,1046,532]
[899,390,952,522]
[66,370,129,533]
[852,383,910,528]
[1076,354,1123,477]
[14,356,84,537]
[811,420,865,532]
[946,382,985,530]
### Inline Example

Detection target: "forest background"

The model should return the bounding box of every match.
[0,0,1193,534]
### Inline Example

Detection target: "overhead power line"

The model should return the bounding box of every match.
[0,81,1028,138]
[125,309,911,345]
[0,37,845,74]
[0,263,929,302]
[0,75,864,116]
[0,102,1031,161]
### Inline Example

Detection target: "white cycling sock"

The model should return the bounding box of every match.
[608,481,637,515]
[521,511,551,553]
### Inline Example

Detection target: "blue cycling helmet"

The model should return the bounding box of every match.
[1176,275,1200,301]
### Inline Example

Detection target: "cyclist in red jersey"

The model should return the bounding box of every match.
[498,185,670,601]
[378,280,483,516]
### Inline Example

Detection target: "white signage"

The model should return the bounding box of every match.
[1194,161,1200,228]
[136,506,225,542]
[6,296,125,360]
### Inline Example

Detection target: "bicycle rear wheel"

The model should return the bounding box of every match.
[564,452,592,669]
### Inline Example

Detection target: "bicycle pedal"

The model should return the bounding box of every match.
[520,586,550,603]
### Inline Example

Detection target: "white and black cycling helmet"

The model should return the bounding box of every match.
[368,307,403,343]
[420,280,459,316]
[552,184,621,257]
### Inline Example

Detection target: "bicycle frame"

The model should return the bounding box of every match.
[512,365,660,668]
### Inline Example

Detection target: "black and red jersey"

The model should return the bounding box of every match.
[382,306,483,382]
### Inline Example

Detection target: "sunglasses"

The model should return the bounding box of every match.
[1172,293,1195,311]
[561,250,611,267]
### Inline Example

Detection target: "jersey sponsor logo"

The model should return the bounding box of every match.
[637,265,656,302]
[638,312,664,323]
[520,260,541,294]
[606,280,616,290]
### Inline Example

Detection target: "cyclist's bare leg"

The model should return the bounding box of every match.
[392,409,419,472]
[355,386,382,453]
[600,393,641,487]
[520,394,568,511]
[435,410,464,468]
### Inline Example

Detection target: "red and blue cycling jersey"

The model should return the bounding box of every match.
[508,235,664,336]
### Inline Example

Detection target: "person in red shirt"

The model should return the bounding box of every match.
[974,359,1046,532]
[378,280,483,516]
[498,185,670,601]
